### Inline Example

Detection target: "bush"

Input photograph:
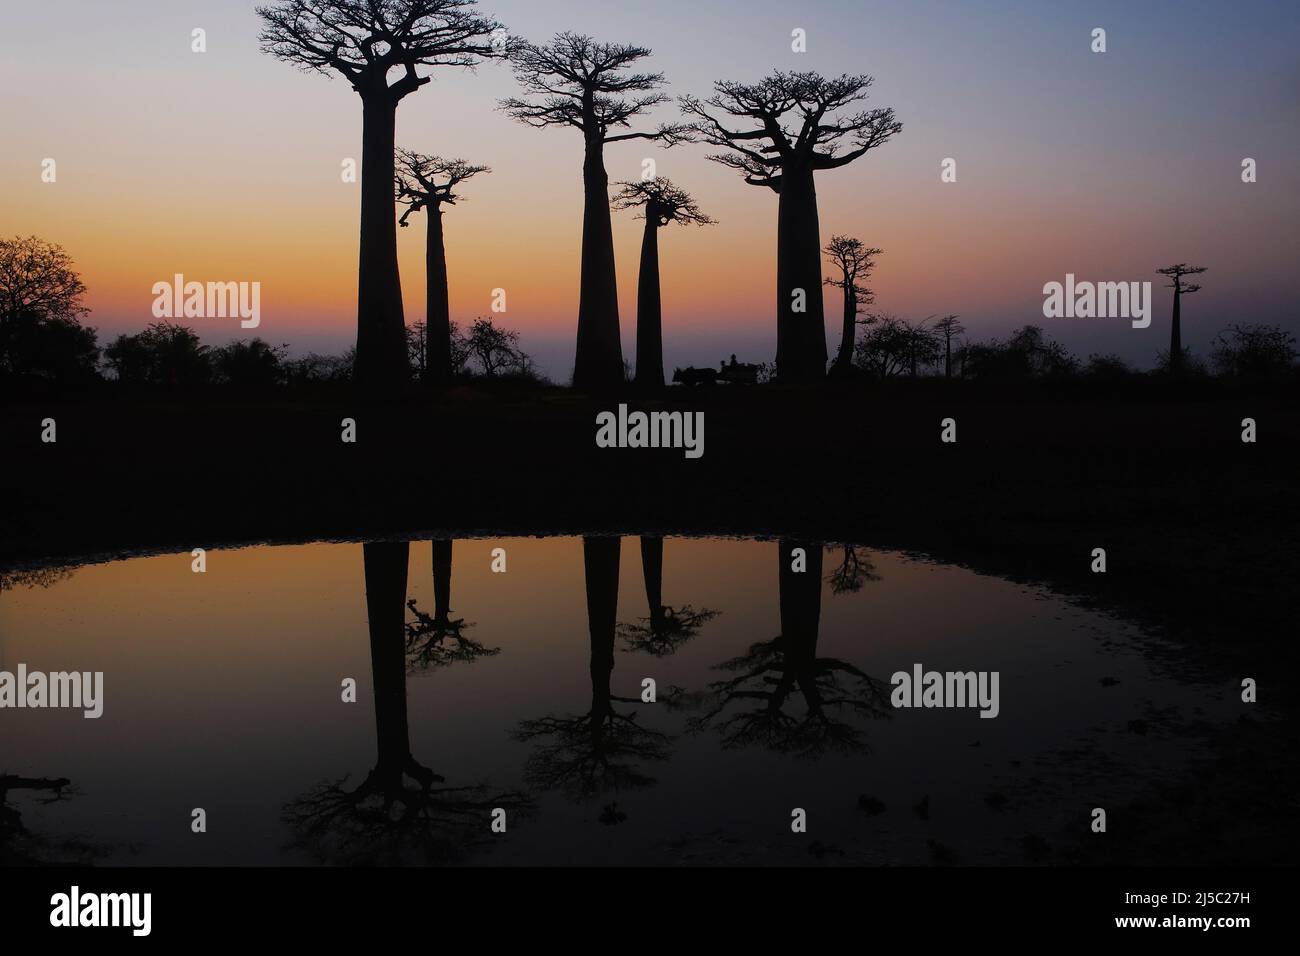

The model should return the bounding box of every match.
[211,339,289,386]
[0,310,100,384]
[103,322,211,385]
[1210,324,1297,380]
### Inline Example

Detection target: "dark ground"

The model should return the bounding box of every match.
[2,378,1297,863]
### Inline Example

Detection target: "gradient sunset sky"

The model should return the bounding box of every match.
[3,0,1297,377]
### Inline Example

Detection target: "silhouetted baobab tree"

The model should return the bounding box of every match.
[612,179,714,388]
[283,541,528,864]
[1156,263,1207,374]
[396,152,489,386]
[514,537,671,798]
[932,314,964,379]
[617,535,719,656]
[823,235,881,379]
[683,72,902,383]
[501,33,690,390]
[256,0,511,390]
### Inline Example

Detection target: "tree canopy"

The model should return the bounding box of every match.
[256,0,513,100]
[681,71,902,190]
[500,32,690,144]
[611,177,714,227]
[0,235,88,326]
[395,150,490,225]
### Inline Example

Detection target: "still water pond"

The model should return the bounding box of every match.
[0,536,1234,865]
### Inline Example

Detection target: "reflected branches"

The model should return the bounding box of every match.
[690,540,890,757]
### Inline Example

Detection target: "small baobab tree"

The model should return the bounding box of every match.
[500,33,690,390]
[823,235,881,378]
[682,72,902,383]
[612,178,714,388]
[256,0,512,389]
[396,151,489,386]
[932,314,965,379]
[1156,263,1207,373]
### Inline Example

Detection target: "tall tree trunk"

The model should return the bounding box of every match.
[775,164,827,383]
[425,207,451,386]
[634,212,663,388]
[640,535,664,633]
[431,538,452,626]
[1169,287,1182,373]
[944,337,952,379]
[583,536,620,738]
[354,96,409,390]
[831,282,856,377]
[362,541,411,792]
[778,538,824,712]
[574,132,623,390]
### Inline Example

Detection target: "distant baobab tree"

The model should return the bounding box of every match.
[683,72,902,383]
[612,179,714,388]
[823,235,881,378]
[1156,263,1207,373]
[396,151,490,386]
[501,33,690,390]
[932,314,965,379]
[256,0,512,390]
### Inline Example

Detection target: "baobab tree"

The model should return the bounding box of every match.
[282,541,530,864]
[932,314,965,379]
[513,537,671,798]
[822,235,881,378]
[682,72,902,383]
[256,0,511,389]
[690,541,890,756]
[617,536,719,656]
[500,33,690,390]
[396,151,489,385]
[1156,263,1207,373]
[404,539,498,671]
[612,179,714,388]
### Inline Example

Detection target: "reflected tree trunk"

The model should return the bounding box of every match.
[639,535,665,635]
[362,541,427,792]
[779,538,824,712]
[431,538,453,626]
[583,536,621,737]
